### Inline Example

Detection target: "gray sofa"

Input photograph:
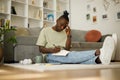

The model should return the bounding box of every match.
[4,27,105,63]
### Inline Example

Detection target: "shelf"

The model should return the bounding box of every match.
[12,0,27,5]
[57,0,68,4]
[44,8,55,12]
[0,12,10,15]
[11,14,27,18]
[1,0,69,28]
[0,13,10,19]
[11,16,27,27]
[44,20,55,23]
[28,4,43,8]
[28,17,42,21]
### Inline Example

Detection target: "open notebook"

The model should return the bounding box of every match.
[52,50,70,56]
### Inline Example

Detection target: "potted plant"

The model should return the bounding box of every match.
[0,19,17,62]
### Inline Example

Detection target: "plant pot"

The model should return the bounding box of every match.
[0,47,3,62]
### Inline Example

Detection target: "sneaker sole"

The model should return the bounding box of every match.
[111,33,117,60]
[100,36,115,64]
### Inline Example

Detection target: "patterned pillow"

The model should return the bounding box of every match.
[85,30,102,42]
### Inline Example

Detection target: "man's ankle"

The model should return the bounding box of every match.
[95,49,100,56]
[95,56,101,64]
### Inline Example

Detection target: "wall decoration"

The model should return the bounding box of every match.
[93,16,97,23]
[86,14,91,20]
[113,0,120,4]
[93,7,96,13]
[116,12,120,20]
[103,0,110,11]
[47,14,54,21]
[102,14,108,19]
[87,4,91,11]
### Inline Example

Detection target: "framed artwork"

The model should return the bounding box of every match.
[93,16,97,23]
[116,12,120,21]
[113,0,120,4]
[87,4,91,11]
[93,7,96,13]
[86,14,91,20]
[102,14,108,20]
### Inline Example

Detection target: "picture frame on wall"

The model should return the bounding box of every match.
[116,12,120,21]
[87,4,91,11]
[93,16,97,23]
[93,7,96,13]
[86,13,91,20]
[102,14,108,20]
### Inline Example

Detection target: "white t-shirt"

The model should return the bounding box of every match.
[36,27,67,49]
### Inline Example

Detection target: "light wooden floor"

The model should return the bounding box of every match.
[0,64,120,80]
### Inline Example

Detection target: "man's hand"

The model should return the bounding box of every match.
[53,46,61,53]
[65,26,71,36]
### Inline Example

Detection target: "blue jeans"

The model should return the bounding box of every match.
[46,50,98,64]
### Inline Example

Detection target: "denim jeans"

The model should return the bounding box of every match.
[46,50,98,64]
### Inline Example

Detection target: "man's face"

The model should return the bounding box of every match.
[56,18,68,32]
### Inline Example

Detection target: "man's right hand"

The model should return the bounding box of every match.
[52,46,61,53]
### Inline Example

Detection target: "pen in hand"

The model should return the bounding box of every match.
[53,44,61,53]
[53,44,65,49]
[53,44,56,47]
[53,44,61,48]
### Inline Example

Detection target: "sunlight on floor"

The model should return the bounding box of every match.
[0,73,54,80]
[0,70,11,73]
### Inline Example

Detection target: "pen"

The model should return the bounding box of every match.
[53,44,65,49]
[53,44,56,47]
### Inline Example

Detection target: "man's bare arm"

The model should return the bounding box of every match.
[65,26,71,50]
[39,46,61,54]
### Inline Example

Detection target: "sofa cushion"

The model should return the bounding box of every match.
[79,42,103,49]
[85,30,101,42]
[71,30,87,42]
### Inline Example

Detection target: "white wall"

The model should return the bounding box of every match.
[70,0,120,60]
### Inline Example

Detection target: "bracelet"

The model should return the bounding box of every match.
[67,35,72,38]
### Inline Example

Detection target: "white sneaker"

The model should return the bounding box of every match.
[111,33,117,60]
[100,36,115,64]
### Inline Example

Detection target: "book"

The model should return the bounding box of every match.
[52,50,70,56]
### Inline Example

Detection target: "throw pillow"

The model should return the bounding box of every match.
[85,30,102,42]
